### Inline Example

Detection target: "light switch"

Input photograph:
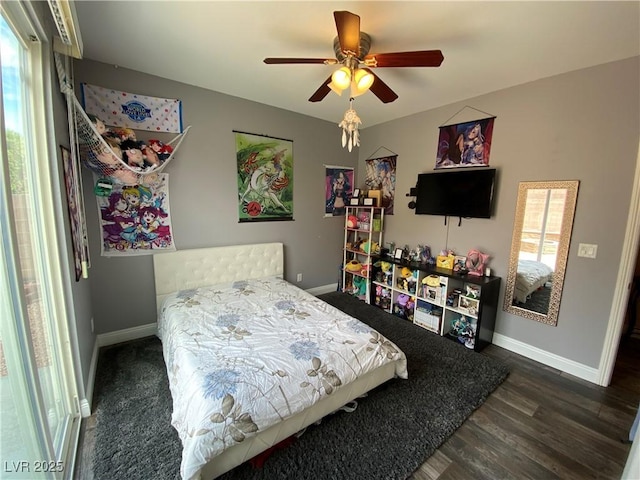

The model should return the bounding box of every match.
[577,243,598,259]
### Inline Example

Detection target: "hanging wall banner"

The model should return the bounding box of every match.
[435,117,495,169]
[325,166,354,217]
[81,83,183,133]
[365,155,397,215]
[96,173,175,256]
[61,146,90,280]
[236,131,293,222]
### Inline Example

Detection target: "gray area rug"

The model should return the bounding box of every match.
[92,292,509,480]
[514,284,551,314]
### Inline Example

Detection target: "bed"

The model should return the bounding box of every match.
[514,259,554,304]
[153,243,408,480]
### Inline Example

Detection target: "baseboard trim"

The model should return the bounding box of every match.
[80,338,99,418]
[307,283,339,296]
[492,332,599,383]
[97,323,158,348]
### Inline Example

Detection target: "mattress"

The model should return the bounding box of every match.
[514,259,554,303]
[158,276,408,479]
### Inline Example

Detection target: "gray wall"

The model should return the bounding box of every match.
[360,57,640,368]
[73,56,639,371]
[74,59,355,334]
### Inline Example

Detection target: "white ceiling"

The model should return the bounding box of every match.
[73,1,639,128]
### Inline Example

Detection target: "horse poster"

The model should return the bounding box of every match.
[235,131,293,222]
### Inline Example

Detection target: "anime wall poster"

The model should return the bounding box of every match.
[96,173,175,256]
[365,155,397,215]
[236,131,293,222]
[324,166,354,217]
[435,117,495,169]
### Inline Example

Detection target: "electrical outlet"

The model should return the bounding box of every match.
[296,273,303,282]
[577,243,598,259]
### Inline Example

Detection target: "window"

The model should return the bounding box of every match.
[1,4,79,478]
[520,188,567,268]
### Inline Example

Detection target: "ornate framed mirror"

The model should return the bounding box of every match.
[503,180,579,326]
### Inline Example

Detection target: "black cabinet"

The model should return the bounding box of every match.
[371,259,501,352]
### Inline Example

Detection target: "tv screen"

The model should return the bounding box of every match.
[415,168,496,218]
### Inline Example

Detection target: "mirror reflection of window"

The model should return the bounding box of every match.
[520,188,567,268]
[504,181,579,326]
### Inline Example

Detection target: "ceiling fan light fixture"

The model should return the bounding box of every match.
[328,81,343,96]
[354,68,374,91]
[350,68,374,97]
[331,66,351,90]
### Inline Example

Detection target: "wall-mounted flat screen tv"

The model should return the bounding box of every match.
[415,168,496,218]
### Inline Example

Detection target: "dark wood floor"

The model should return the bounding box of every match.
[74,336,639,480]
[410,335,640,480]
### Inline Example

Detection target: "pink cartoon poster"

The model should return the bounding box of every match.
[96,173,175,256]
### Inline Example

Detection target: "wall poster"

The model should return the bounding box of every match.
[365,155,397,215]
[96,173,175,256]
[61,145,90,280]
[235,131,293,222]
[324,166,354,217]
[435,117,495,169]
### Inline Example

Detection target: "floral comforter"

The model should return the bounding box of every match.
[158,276,408,480]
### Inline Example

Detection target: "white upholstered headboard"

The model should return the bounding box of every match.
[153,242,284,313]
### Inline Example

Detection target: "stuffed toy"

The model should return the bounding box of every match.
[360,263,370,277]
[141,144,160,167]
[353,276,367,297]
[359,240,379,254]
[423,274,440,287]
[466,249,489,276]
[111,168,139,185]
[88,114,107,135]
[345,260,362,272]
[113,127,137,143]
[148,139,173,161]
[346,215,358,229]
[120,140,146,169]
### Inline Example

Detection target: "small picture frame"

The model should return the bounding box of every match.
[394,248,404,260]
[352,188,361,198]
[349,197,360,206]
[363,197,374,206]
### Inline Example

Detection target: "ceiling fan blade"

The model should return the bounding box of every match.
[308,76,332,102]
[264,58,336,65]
[364,50,444,68]
[364,69,398,103]
[334,11,360,54]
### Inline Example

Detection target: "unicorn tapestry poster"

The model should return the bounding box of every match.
[96,173,175,256]
[235,131,293,222]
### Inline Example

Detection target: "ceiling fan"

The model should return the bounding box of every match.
[263,10,444,104]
